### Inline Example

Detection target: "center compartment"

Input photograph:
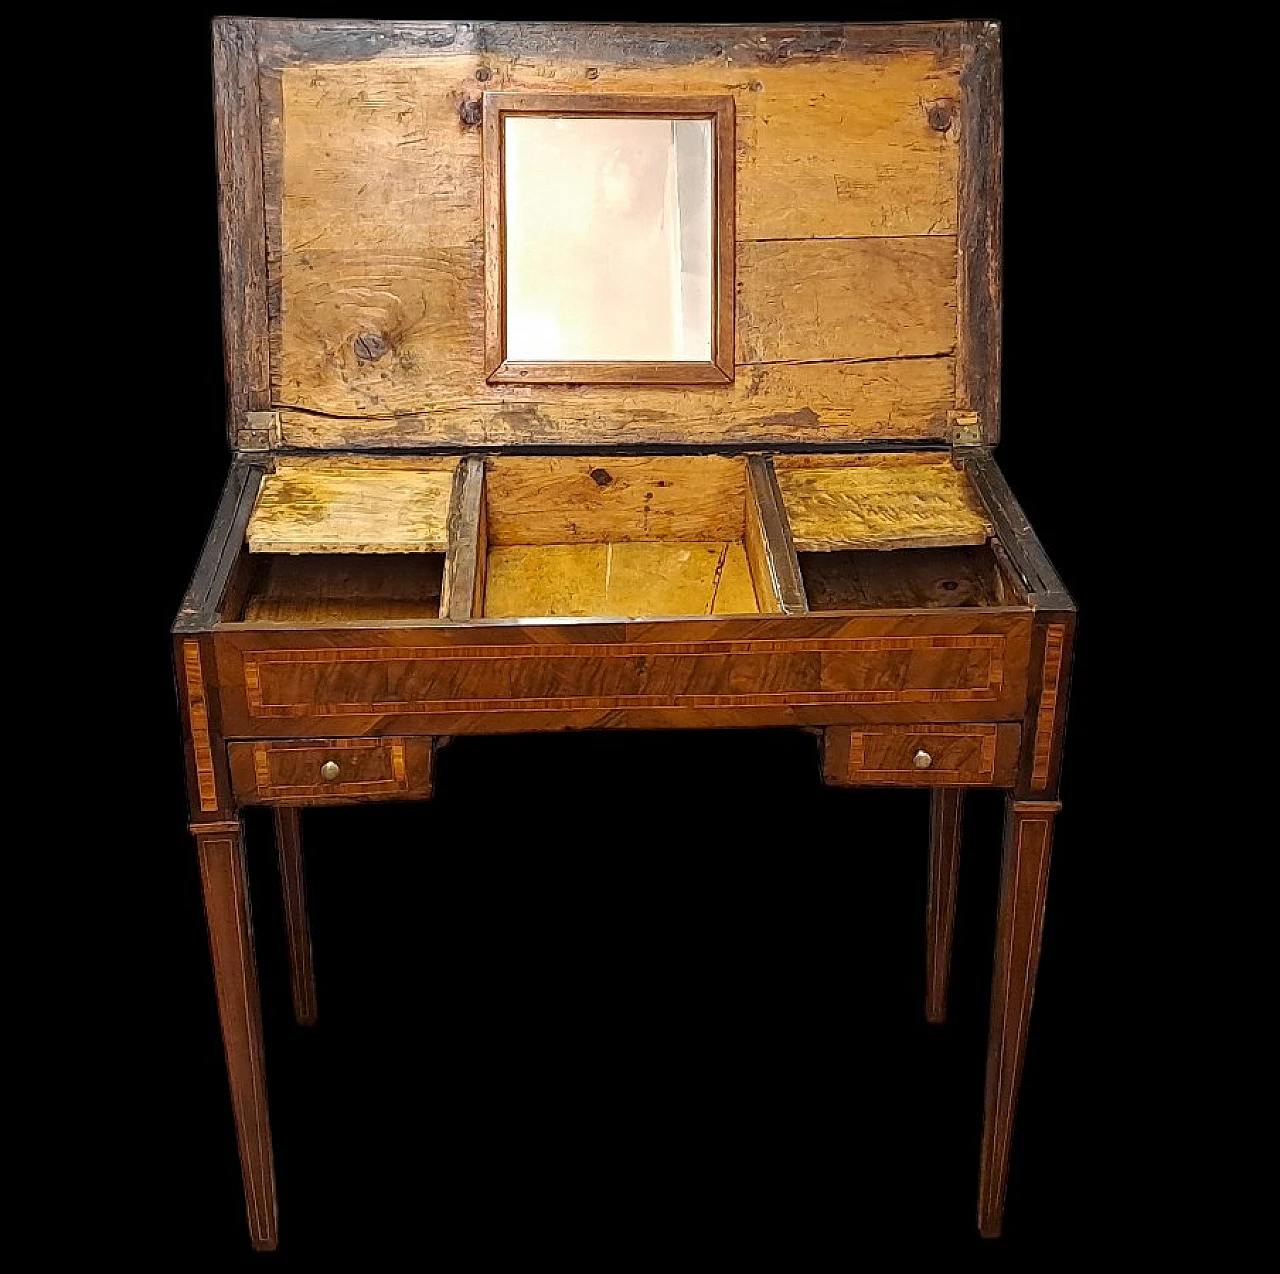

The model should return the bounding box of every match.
[481,455,773,618]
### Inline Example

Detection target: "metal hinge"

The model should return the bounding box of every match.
[237,410,281,451]
[949,409,982,447]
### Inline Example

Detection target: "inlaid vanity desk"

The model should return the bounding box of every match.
[174,18,1075,1250]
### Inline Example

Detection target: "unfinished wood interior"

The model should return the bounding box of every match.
[262,29,967,449]
[232,553,445,622]
[245,456,458,554]
[773,452,993,551]
[218,449,1029,623]
[772,451,1017,612]
[480,455,775,618]
[799,546,1017,612]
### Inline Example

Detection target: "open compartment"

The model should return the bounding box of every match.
[220,456,457,622]
[774,452,1028,611]
[478,455,787,618]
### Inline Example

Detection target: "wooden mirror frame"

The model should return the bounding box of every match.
[482,92,735,385]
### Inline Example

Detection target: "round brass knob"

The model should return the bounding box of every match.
[912,749,933,770]
[320,761,341,782]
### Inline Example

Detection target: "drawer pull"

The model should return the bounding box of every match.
[319,761,341,782]
[912,749,933,770]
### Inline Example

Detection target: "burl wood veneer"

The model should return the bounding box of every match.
[176,17,1074,1251]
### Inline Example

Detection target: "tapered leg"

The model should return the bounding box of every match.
[978,798,1059,1239]
[925,788,964,1024]
[275,808,318,1026]
[196,825,278,1251]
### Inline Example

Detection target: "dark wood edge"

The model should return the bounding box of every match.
[956,20,1002,446]
[747,455,809,614]
[174,460,266,633]
[1015,609,1076,800]
[440,457,488,620]
[260,439,953,458]
[252,21,971,69]
[212,16,270,444]
[956,448,1072,606]
[482,91,736,387]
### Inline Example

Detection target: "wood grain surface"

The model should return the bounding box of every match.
[246,460,458,554]
[775,454,992,551]
[482,541,760,618]
[248,22,970,445]
[213,612,1033,737]
[484,454,747,545]
[228,736,434,804]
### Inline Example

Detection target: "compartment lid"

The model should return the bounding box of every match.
[215,18,1001,454]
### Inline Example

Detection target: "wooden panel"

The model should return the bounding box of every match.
[800,546,1006,611]
[737,238,956,365]
[255,24,968,443]
[270,43,960,254]
[484,455,747,545]
[956,24,1003,444]
[775,454,991,551]
[212,612,1033,737]
[482,542,759,619]
[228,736,433,804]
[212,17,269,442]
[246,460,457,554]
[238,555,443,622]
[823,723,1019,787]
[275,356,955,449]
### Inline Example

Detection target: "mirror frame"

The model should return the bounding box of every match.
[482,92,735,385]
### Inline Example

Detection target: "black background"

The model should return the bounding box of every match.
[76,6,1171,1263]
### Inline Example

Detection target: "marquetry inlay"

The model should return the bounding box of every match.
[241,635,1008,718]
[1030,625,1066,789]
[249,738,412,799]
[183,639,219,812]
[848,724,998,780]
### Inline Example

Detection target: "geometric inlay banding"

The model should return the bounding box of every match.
[241,634,1009,718]
[183,639,219,811]
[1029,624,1066,789]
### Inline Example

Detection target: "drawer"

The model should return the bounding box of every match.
[823,723,1020,787]
[227,737,433,805]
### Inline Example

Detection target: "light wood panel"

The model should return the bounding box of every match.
[262,35,964,441]
[273,50,958,254]
[246,460,457,554]
[484,455,747,546]
[737,238,956,364]
[776,455,992,551]
[482,542,760,618]
[275,355,954,448]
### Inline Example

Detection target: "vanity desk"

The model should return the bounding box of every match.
[175,17,1074,1250]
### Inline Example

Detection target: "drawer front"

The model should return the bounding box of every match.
[227,737,433,805]
[823,723,1020,787]
[214,615,1033,737]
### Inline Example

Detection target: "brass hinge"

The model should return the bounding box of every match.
[237,410,281,451]
[949,409,982,447]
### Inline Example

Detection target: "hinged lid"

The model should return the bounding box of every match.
[214,18,1001,454]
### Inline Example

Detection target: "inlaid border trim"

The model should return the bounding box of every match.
[242,635,1007,718]
[183,640,219,812]
[848,723,998,780]
[249,738,413,799]
[1029,624,1066,788]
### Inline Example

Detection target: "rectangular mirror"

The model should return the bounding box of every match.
[483,93,735,384]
